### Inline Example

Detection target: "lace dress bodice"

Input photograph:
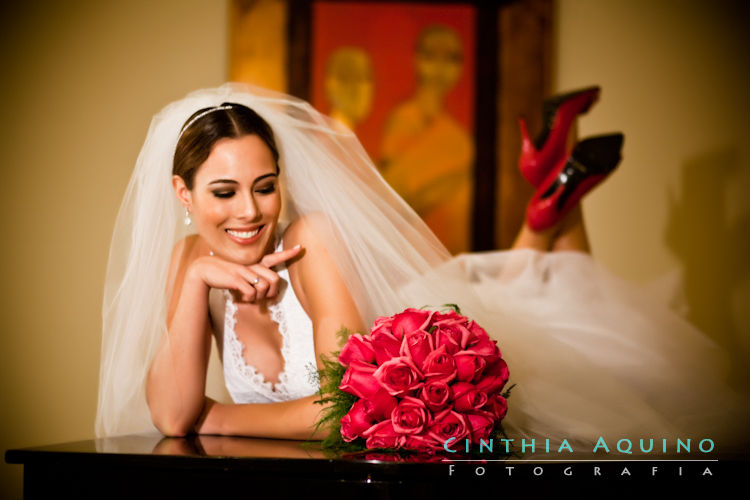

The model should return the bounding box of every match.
[208,247,319,404]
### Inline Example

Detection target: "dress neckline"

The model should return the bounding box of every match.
[223,290,291,395]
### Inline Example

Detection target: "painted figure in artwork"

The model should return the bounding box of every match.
[324,46,374,132]
[380,25,474,253]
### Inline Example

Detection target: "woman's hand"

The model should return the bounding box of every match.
[187,245,302,303]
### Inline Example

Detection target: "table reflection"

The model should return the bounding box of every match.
[154,435,325,459]
[93,433,512,463]
[93,433,325,459]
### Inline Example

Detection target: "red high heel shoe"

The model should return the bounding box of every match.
[519,86,601,188]
[526,133,623,232]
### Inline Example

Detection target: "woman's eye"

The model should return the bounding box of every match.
[255,184,276,195]
[212,191,235,199]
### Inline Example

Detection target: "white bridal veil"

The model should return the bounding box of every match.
[96,84,450,437]
[97,84,747,450]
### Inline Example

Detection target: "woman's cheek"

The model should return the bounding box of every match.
[264,194,282,219]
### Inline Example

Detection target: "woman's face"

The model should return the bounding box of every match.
[174,134,281,265]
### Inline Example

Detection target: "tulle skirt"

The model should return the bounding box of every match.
[399,249,749,454]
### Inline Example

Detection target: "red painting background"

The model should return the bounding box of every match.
[310,1,476,162]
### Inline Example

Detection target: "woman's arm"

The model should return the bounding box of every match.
[196,217,365,439]
[146,236,213,436]
[146,235,303,436]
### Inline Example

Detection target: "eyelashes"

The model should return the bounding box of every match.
[211,183,277,199]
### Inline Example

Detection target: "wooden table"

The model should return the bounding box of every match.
[6,434,744,498]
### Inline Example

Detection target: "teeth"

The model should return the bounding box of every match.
[227,227,261,239]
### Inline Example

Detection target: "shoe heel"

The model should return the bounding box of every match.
[536,86,600,149]
[519,86,601,189]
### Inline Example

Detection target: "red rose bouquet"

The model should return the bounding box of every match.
[315,306,511,454]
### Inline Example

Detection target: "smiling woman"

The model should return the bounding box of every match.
[158,103,366,438]
[97,88,368,439]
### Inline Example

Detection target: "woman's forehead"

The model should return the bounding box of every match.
[194,136,276,183]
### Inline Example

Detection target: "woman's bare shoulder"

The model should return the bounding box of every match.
[279,213,330,251]
[279,215,339,310]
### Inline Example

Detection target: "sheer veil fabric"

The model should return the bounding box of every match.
[97,84,449,438]
[97,84,746,450]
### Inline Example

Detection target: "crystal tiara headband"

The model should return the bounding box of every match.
[177,104,235,140]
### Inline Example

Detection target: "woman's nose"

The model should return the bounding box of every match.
[237,192,260,220]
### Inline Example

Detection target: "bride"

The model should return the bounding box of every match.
[96,84,746,450]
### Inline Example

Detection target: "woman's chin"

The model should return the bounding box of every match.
[227,240,275,266]
[226,248,265,266]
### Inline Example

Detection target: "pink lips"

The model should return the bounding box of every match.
[225,225,264,245]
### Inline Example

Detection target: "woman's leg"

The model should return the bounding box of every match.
[510,220,556,251]
[550,203,591,253]
[510,202,591,253]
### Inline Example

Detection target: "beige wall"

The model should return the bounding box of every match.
[554,0,750,374]
[1,0,747,496]
[0,0,228,496]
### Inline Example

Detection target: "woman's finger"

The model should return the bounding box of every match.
[251,276,270,301]
[260,244,302,268]
[232,277,256,303]
[246,265,280,298]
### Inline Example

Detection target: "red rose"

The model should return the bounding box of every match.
[370,315,393,337]
[370,331,402,366]
[339,333,375,367]
[428,408,470,444]
[451,382,488,413]
[390,308,432,340]
[422,345,457,383]
[432,314,470,355]
[466,410,496,443]
[475,357,509,395]
[420,380,451,411]
[373,357,423,396]
[391,396,430,435]
[362,389,398,420]
[400,329,434,370]
[362,420,402,449]
[340,399,375,442]
[483,393,508,420]
[339,359,380,398]
[464,321,498,356]
[453,351,487,382]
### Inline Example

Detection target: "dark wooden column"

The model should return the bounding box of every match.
[496,0,553,249]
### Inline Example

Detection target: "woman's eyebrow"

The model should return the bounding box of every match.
[208,173,277,186]
[252,173,278,184]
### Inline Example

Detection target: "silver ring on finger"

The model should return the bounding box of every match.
[251,276,260,286]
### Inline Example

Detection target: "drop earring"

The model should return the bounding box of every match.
[184,208,192,226]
